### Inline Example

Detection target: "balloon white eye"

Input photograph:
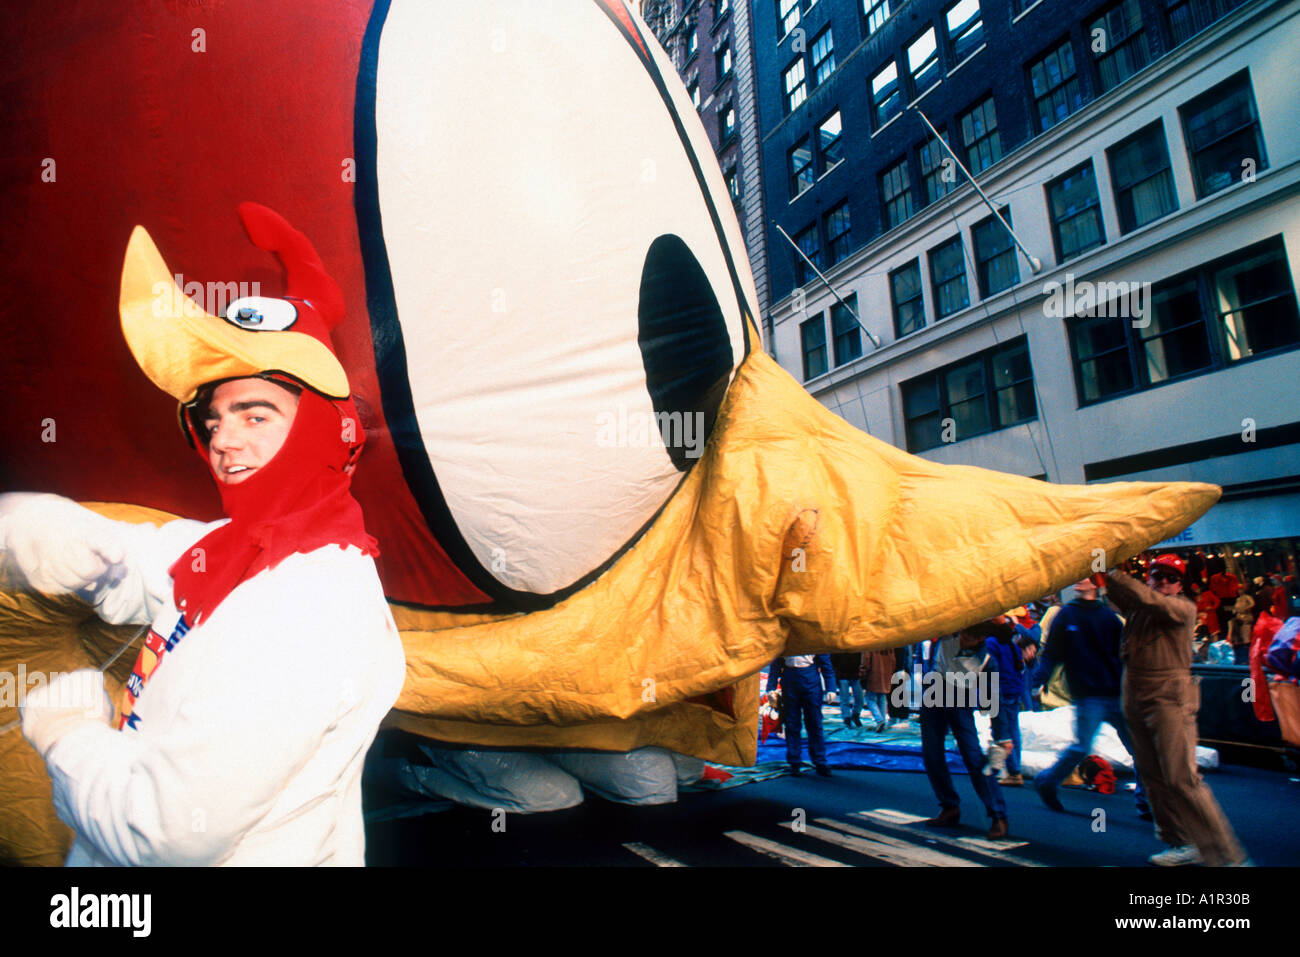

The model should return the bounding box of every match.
[362,1,756,606]
[224,296,298,331]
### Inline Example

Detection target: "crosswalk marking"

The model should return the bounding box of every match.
[806,816,977,868]
[723,830,849,867]
[621,842,687,867]
[787,820,980,867]
[853,810,1044,867]
[865,808,928,824]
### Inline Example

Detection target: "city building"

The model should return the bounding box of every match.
[750,0,1300,580]
[641,0,776,346]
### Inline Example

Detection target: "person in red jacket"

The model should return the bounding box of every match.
[1193,585,1221,639]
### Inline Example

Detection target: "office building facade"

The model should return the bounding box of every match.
[752,0,1300,578]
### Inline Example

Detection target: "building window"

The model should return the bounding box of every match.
[719,105,736,143]
[1167,0,1252,47]
[890,260,926,338]
[1090,0,1149,94]
[784,57,807,114]
[831,294,863,366]
[991,338,1038,432]
[928,235,970,319]
[879,157,914,230]
[902,337,1036,451]
[919,133,957,205]
[811,29,835,86]
[778,0,801,40]
[1067,237,1299,405]
[908,28,941,96]
[801,315,828,380]
[1214,239,1300,360]
[972,208,1020,298]
[825,202,852,265]
[725,167,741,201]
[793,223,822,286]
[818,111,844,172]
[1107,121,1177,233]
[1180,71,1268,200]
[688,81,700,109]
[717,0,731,19]
[863,0,895,35]
[871,62,902,130]
[1028,39,1085,133]
[717,45,733,79]
[687,29,699,59]
[958,95,1001,174]
[1071,311,1135,403]
[1047,162,1105,262]
[789,137,814,198]
[945,0,984,63]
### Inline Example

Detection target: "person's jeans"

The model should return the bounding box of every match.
[1035,695,1146,807]
[920,706,1007,819]
[783,684,828,768]
[837,678,864,722]
[864,692,888,725]
[989,694,1022,774]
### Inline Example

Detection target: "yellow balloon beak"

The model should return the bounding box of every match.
[386,346,1217,760]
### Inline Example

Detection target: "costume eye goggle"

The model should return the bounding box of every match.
[224,296,299,331]
[1150,570,1181,583]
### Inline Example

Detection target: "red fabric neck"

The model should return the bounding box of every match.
[170,387,378,623]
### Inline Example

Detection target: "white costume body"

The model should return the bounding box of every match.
[5,495,406,866]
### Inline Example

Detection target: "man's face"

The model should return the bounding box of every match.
[1073,578,1098,600]
[1147,566,1183,597]
[204,378,299,484]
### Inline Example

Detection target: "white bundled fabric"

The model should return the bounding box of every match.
[973,706,1219,775]
[669,752,706,786]
[405,747,584,813]
[545,747,679,805]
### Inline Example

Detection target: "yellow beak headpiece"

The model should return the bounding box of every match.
[118,205,351,404]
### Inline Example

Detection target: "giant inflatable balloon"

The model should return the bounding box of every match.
[1,0,1216,863]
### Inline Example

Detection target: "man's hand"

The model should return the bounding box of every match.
[20,669,115,760]
[0,494,127,598]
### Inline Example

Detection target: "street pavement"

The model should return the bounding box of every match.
[365,748,1298,867]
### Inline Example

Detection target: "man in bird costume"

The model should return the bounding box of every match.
[6,204,406,865]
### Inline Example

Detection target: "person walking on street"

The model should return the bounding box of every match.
[984,617,1026,786]
[1030,577,1150,819]
[1107,556,1250,867]
[918,626,1010,840]
[767,654,836,776]
[831,652,865,727]
[860,648,895,731]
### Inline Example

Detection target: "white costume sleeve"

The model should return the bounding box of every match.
[0,492,216,625]
[40,547,385,866]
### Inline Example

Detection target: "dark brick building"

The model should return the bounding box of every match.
[754,0,1255,309]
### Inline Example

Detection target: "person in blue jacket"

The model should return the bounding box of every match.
[984,617,1027,785]
[1029,576,1149,818]
[766,654,836,776]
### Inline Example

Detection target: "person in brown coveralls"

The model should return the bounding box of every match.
[1105,556,1250,866]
